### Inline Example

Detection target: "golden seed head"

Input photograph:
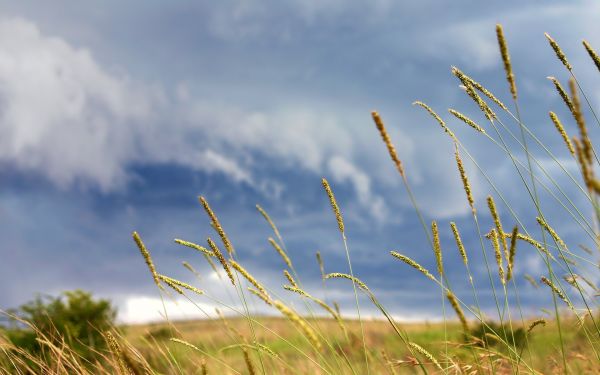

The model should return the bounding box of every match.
[547,76,575,115]
[325,272,370,292]
[506,225,518,281]
[207,237,235,286]
[371,111,405,177]
[450,222,468,265]
[487,196,508,260]
[174,239,215,257]
[273,300,321,350]
[158,274,204,295]
[408,342,443,371]
[283,270,298,288]
[524,274,538,288]
[390,251,437,282]
[496,24,517,100]
[182,261,198,276]
[583,40,600,72]
[413,101,457,142]
[568,78,593,165]
[132,231,161,287]
[454,146,475,213]
[545,33,572,71]
[322,178,345,234]
[199,196,235,256]
[283,285,343,331]
[431,221,444,276]
[448,109,485,133]
[540,276,574,310]
[527,319,546,334]
[230,259,269,298]
[256,204,281,239]
[490,229,505,285]
[536,217,567,249]
[452,66,507,111]
[269,237,293,269]
[242,347,256,375]
[248,287,272,306]
[316,251,325,279]
[446,291,468,333]
[548,112,575,155]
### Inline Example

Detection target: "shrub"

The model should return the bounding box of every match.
[5,290,116,360]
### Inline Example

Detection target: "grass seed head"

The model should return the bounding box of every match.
[448,109,485,133]
[583,40,600,72]
[450,222,468,265]
[549,112,575,155]
[496,24,517,100]
[545,33,572,71]
[132,231,161,288]
[321,178,345,234]
[372,111,405,177]
[431,221,444,276]
[207,237,235,285]
[390,251,437,282]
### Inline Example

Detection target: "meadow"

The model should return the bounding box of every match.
[1,23,600,374]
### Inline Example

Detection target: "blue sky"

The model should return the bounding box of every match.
[0,1,598,323]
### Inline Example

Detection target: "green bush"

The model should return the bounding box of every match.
[5,290,116,360]
[471,321,527,350]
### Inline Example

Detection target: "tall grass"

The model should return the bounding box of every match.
[2,24,600,374]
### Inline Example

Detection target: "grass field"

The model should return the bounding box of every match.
[122,316,596,374]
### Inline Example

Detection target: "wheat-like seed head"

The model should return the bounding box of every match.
[230,260,269,298]
[321,178,345,234]
[413,101,458,141]
[527,319,546,334]
[269,238,292,269]
[390,251,437,282]
[431,221,444,276]
[408,342,443,371]
[325,272,370,292]
[105,331,129,375]
[248,287,272,306]
[506,226,518,281]
[545,33,572,71]
[132,231,161,288]
[242,347,256,375]
[283,285,345,333]
[540,276,574,310]
[496,24,517,100]
[463,82,497,120]
[283,270,298,288]
[549,112,575,155]
[446,291,468,333]
[524,274,538,288]
[315,251,325,280]
[487,196,508,261]
[452,67,507,111]
[448,109,485,133]
[174,239,215,257]
[256,204,281,239]
[207,237,235,285]
[573,137,594,191]
[273,300,322,351]
[490,229,505,285]
[569,78,593,165]
[450,222,468,265]
[583,40,600,72]
[182,261,199,276]
[158,274,204,295]
[536,217,567,250]
[454,146,475,213]
[199,196,235,257]
[500,231,556,261]
[547,76,575,115]
[371,111,405,177]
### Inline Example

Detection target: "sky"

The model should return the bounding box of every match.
[0,1,599,323]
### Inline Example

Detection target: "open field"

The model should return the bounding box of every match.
[120,316,597,374]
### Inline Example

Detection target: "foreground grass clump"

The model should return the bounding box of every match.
[2,23,600,374]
